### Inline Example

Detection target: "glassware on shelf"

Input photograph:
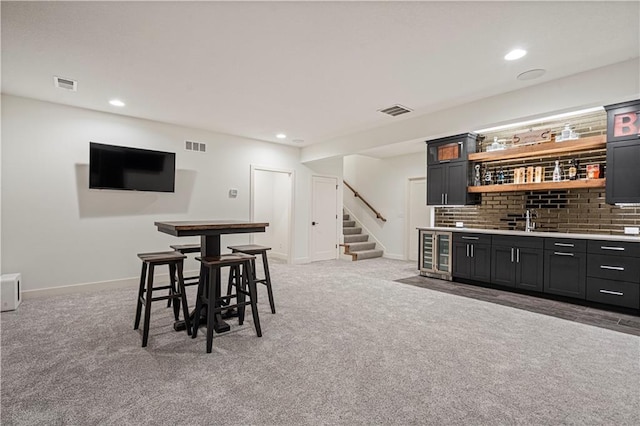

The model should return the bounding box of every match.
[552,160,562,182]
[497,166,505,185]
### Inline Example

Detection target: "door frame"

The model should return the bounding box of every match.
[310,174,340,262]
[250,164,295,264]
[405,176,434,261]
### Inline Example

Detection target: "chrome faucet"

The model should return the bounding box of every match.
[525,209,536,232]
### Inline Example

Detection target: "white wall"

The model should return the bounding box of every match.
[1,95,312,292]
[343,152,426,259]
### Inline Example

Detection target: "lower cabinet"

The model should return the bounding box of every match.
[452,233,491,281]
[491,236,543,291]
[543,238,587,299]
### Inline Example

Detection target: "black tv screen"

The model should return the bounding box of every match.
[89,142,176,192]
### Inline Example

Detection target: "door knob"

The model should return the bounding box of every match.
[312,221,318,225]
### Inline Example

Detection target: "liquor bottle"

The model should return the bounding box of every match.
[568,159,577,180]
[474,164,482,186]
[552,160,562,182]
[497,166,505,185]
[484,166,492,185]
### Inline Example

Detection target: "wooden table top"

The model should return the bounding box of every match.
[155,220,269,237]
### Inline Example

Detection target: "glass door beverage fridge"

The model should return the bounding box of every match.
[419,229,452,280]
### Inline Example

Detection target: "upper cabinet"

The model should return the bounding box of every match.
[604,100,640,205]
[426,133,479,206]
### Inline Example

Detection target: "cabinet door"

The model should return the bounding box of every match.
[470,244,491,281]
[445,162,468,206]
[515,248,543,292]
[452,241,471,279]
[544,250,586,298]
[427,164,445,205]
[491,245,515,287]
[419,231,434,272]
[606,139,640,204]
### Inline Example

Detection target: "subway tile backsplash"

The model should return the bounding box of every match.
[435,189,640,235]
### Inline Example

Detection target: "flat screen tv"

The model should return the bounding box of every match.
[89,142,176,192]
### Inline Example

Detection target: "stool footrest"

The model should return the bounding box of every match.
[151,294,184,302]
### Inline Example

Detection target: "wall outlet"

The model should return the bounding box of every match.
[624,227,639,235]
[455,222,464,228]
[228,188,238,198]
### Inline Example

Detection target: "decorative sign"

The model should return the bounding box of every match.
[512,129,551,146]
[437,143,459,161]
[613,111,640,137]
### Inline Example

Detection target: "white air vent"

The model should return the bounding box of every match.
[53,76,77,91]
[378,104,412,117]
[185,140,206,152]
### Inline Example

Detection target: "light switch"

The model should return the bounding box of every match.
[229,188,238,198]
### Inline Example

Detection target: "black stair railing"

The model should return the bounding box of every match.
[343,180,387,222]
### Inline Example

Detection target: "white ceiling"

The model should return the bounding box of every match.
[2,1,639,153]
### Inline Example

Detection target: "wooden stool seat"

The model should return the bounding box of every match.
[193,253,262,353]
[169,243,201,254]
[227,244,276,314]
[134,251,191,347]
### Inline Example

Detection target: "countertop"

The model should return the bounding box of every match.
[416,227,640,242]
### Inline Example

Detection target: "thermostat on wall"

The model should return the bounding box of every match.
[229,188,238,198]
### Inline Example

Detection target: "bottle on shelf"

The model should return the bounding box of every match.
[568,159,577,180]
[484,166,493,185]
[497,166,505,185]
[474,164,482,186]
[552,160,562,182]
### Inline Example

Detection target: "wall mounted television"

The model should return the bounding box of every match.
[89,142,176,192]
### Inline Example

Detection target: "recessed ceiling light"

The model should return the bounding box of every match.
[109,99,125,107]
[504,49,527,61]
[276,133,287,139]
[517,69,546,81]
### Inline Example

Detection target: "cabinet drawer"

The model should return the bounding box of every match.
[586,254,640,283]
[544,238,587,253]
[493,235,543,249]
[452,233,491,245]
[586,277,640,309]
[587,240,640,257]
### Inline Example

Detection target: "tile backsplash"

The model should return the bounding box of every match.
[435,188,640,235]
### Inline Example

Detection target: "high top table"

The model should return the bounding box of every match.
[155,220,269,333]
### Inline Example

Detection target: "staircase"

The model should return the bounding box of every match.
[341,213,384,261]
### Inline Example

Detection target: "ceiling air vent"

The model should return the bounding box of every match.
[53,76,77,91]
[378,104,412,117]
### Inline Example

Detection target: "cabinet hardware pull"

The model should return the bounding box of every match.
[516,248,520,263]
[440,160,451,163]
[553,252,574,256]
[441,194,444,204]
[600,265,625,271]
[554,242,574,247]
[601,246,624,251]
[461,236,479,240]
[445,193,448,204]
[471,244,474,257]
[511,248,514,262]
[599,289,623,296]
[466,244,469,257]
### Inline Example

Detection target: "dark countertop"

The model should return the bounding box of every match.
[416,227,640,242]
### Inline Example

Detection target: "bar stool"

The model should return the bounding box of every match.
[192,253,262,353]
[227,244,276,314]
[134,251,191,347]
[167,243,201,308]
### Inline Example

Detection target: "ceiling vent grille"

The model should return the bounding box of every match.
[378,104,412,117]
[53,76,77,91]
[185,140,206,152]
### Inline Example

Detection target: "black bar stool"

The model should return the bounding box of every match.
[192,253,262,353]
[134,251,191,347]
[167,243,201,307]
[227,244,276,314]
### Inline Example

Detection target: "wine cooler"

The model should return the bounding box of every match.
[419,230,452,280]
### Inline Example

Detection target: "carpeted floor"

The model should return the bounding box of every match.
[1,258,639,425]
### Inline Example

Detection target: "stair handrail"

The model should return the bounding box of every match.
[343,180,387,222]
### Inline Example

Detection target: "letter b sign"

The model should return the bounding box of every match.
[613,112,639,137]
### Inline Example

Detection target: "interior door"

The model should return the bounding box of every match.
[311,176,338,261]
[408,178,431,262]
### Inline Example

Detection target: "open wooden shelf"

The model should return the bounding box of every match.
[467,178,606,193]
[468,135,606,162]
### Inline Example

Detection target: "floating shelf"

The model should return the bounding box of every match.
[467,178,606,193]
[468,135,606,162]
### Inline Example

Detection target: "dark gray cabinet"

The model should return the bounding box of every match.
[543,238,587,299]
[605,100,640,205]
[452,233,491,281]
[425,133,479,206]
[491,236,544,291]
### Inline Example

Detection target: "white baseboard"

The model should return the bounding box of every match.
[292,257,310,265]
[22,269,200,299]
[383,253,406,261]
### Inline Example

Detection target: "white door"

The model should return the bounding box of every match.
[408,177,431,262]
[311,176,338,261]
